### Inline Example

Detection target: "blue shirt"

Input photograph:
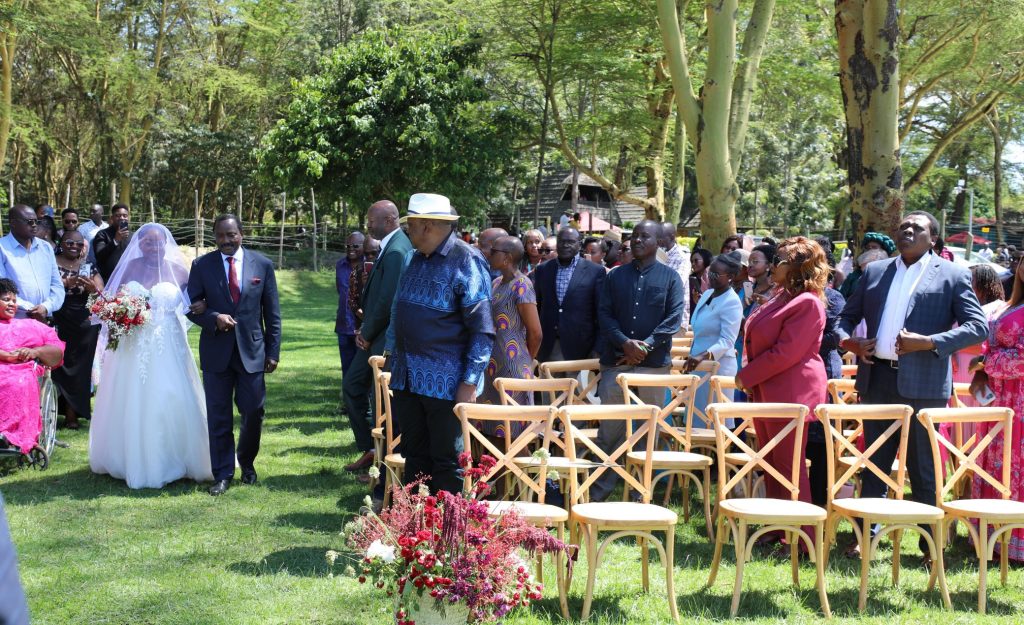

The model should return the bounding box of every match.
[555,255,578,305]
[0,233,64,317]
[597,260,684,368]
[335,257,358,335]
[386,232,495,401]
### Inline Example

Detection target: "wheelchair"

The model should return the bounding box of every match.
[0,368,59,470]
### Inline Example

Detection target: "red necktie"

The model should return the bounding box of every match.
[227,256,240,304]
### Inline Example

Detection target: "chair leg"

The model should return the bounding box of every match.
[934,521,951,609]
[555,522,569,620]
[702,468,714,540]
[641,536,650,592]
[730,521,748,618]
[707,515,727,587]
[664,473,675,507]
[1000,525,1009,586]
[978,519,989,614]
[790,531,799,586]
[682,479,691,522]
[665,528,680,623]
[891,527,902,587]
[815,521,831,618]
[581,524,599,621]
[858,518,871,613]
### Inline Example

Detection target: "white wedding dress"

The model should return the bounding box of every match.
[90,281,214,488]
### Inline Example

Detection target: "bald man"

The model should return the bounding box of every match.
[477,227,508,279]
[342,200,413,475]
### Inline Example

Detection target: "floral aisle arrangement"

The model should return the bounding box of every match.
[336,454,572,624]
[88,284,151,351]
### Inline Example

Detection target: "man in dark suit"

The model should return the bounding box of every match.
[341,200,412,474]
[838,210,987,557]
[187,214,282,496]
[532,227,605,362]
[92,203,132,281]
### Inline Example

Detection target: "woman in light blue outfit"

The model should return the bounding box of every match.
[684,253,744,427]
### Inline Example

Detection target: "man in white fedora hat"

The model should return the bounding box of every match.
[384,193,494,493]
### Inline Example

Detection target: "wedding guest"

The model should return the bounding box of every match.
[336,231,365,377]
[736,237,829,534]
[93,203,132,281]
[52,230,102,429]
[618,240,633,265]
[540,236,558,263]
[838,233,895,298]
[721,234,744,253]
[0,205,64,321]
[934,237,955,262]
[688,248,713,317]
[970,257,1024,561]
[520,229,544,274]
[0,278,65,454]
[57,208,79,239]
[0,494,29,625]
[685,252,743,423]
[385,193,494,494]
[952,265,1005,407]
[583,237,607,267]
[659,222,690,326]
[77,204,107,244]
[349,235,379,323]
[479,236,542,437]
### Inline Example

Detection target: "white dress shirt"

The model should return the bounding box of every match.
[874,251,932,360]
[0,233,65,316]
[78,220,107,243]
[221,248,244,295]
[378,228,399,254]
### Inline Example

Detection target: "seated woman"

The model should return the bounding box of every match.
[0,279,65,453]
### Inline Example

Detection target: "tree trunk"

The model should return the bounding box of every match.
[667,108,686,225]
[984,108,1004,244]
[0,29,15,181]
[836,0,903,245]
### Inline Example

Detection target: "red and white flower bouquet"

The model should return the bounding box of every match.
[88,284,152,351]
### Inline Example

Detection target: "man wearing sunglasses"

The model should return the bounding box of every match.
[0,205,64,321]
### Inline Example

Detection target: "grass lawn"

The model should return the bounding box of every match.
[2,269,1022,624]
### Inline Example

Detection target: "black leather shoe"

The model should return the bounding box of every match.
[241,470,257,485]
[209,479,231,496]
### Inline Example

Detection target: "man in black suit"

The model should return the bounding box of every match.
[532,227,605,362]
[187,214,282,496]
[92,203,132,281]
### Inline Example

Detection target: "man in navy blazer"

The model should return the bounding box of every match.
[838,211,987,543]
[187,214,282,496]
[532,227,605,362]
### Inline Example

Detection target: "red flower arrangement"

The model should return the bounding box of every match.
[338,455,572,624]
[88,286,152,351]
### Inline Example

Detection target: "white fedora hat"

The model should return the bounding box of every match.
[400,193,459,223]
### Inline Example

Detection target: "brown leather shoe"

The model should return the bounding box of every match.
[345,450,375,472]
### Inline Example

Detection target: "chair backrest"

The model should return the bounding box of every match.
[377,371,400,454]
[708,375,737,404]
[454,404,558,501]
[670,346,692,360]
[617,373,700,451]
[676,360,722,426]
[706,402,810,502]
[539,358,602,404]
[558,404,659,505]
[494,377,577,408]
[815,403,913,504]
[672,336,694,348]
[918,407,1016,504]
[842,351,856,365]
[369,355,387,428]
[950,382,973,408]
[827,378,858,405]
[841,364,858,379]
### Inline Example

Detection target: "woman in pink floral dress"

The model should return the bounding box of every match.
[970,259,1024,560]
[0,279,65,453]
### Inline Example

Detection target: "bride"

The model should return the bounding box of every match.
[89,223,213,488]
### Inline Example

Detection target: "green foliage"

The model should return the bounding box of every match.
[257,27,526,220]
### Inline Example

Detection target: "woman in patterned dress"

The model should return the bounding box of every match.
[970,257,1024,560]
[479,236,542,438]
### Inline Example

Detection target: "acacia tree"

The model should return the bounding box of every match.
[658,0,777,249]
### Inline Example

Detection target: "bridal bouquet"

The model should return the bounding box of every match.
[336,455,572,624]
[88,285,152,351]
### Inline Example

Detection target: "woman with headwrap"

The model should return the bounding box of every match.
[837,232,896,299]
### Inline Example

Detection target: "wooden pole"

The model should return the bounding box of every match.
[7,180,13,207]
[278,192,286,268]
[194,189,200,257]
[111,181,117,207]
[64,184,71,210]
[310,189,319,272]
[149,195,155,223]
[237,185,243,214]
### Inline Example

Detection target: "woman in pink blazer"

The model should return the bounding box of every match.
[736,236,830,547]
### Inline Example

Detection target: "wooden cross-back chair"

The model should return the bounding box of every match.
[670,346,691,360]
[943,382,979,498]
[377,371,405,508]
[842,351,856,366]
[367,355,388,490]
[559,404,680,623]
[668,359,721,457]
[841,364,858,379]
[708,376,765,499]
[672,336,694,349]
[919,407,1024,614]
[617,373,714,538]
[453,403,570,619]
[539,358,602,405]
[816,403,951,613]
[705,402,831,618]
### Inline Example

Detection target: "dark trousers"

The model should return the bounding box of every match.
[338,334,358,376]
[861,361,946,549]
[390,388,463,495]
[204,345,266,481]
[341,348,375,453]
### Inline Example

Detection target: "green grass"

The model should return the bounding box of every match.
[2,269,1022,624]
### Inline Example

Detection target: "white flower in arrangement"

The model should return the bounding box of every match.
[325,550,340,565]
[367,465,380,480]
[366,540,396,563]
[363,495,373,508]
[532,448,551,461]
[418,483,430,497]
[343,565,356,577]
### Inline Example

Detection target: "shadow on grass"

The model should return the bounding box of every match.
[266,417,340,436]
[276,443,345,457]
[0,466,209,504]
[228,546,334,577]
[274,511,345,535]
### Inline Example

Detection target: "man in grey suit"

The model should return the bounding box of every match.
[837,211,987,551]
[342,200,412,474]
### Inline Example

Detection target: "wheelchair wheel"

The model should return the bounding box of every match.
[28,445,48,470]
[38,374,58,459]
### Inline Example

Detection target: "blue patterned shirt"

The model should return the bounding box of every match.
[555,255,579,305]
[386,231,495,401]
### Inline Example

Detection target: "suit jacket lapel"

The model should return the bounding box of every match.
[236,249,254,310]
[904,256,941,320]
[213,253,232,304]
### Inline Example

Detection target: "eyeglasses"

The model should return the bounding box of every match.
[539,247,553,254]
[772,256,789,267]
[707,270,720,280]
[15,218,38,226]
[62,241,83,247]
[345,244,362,249]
